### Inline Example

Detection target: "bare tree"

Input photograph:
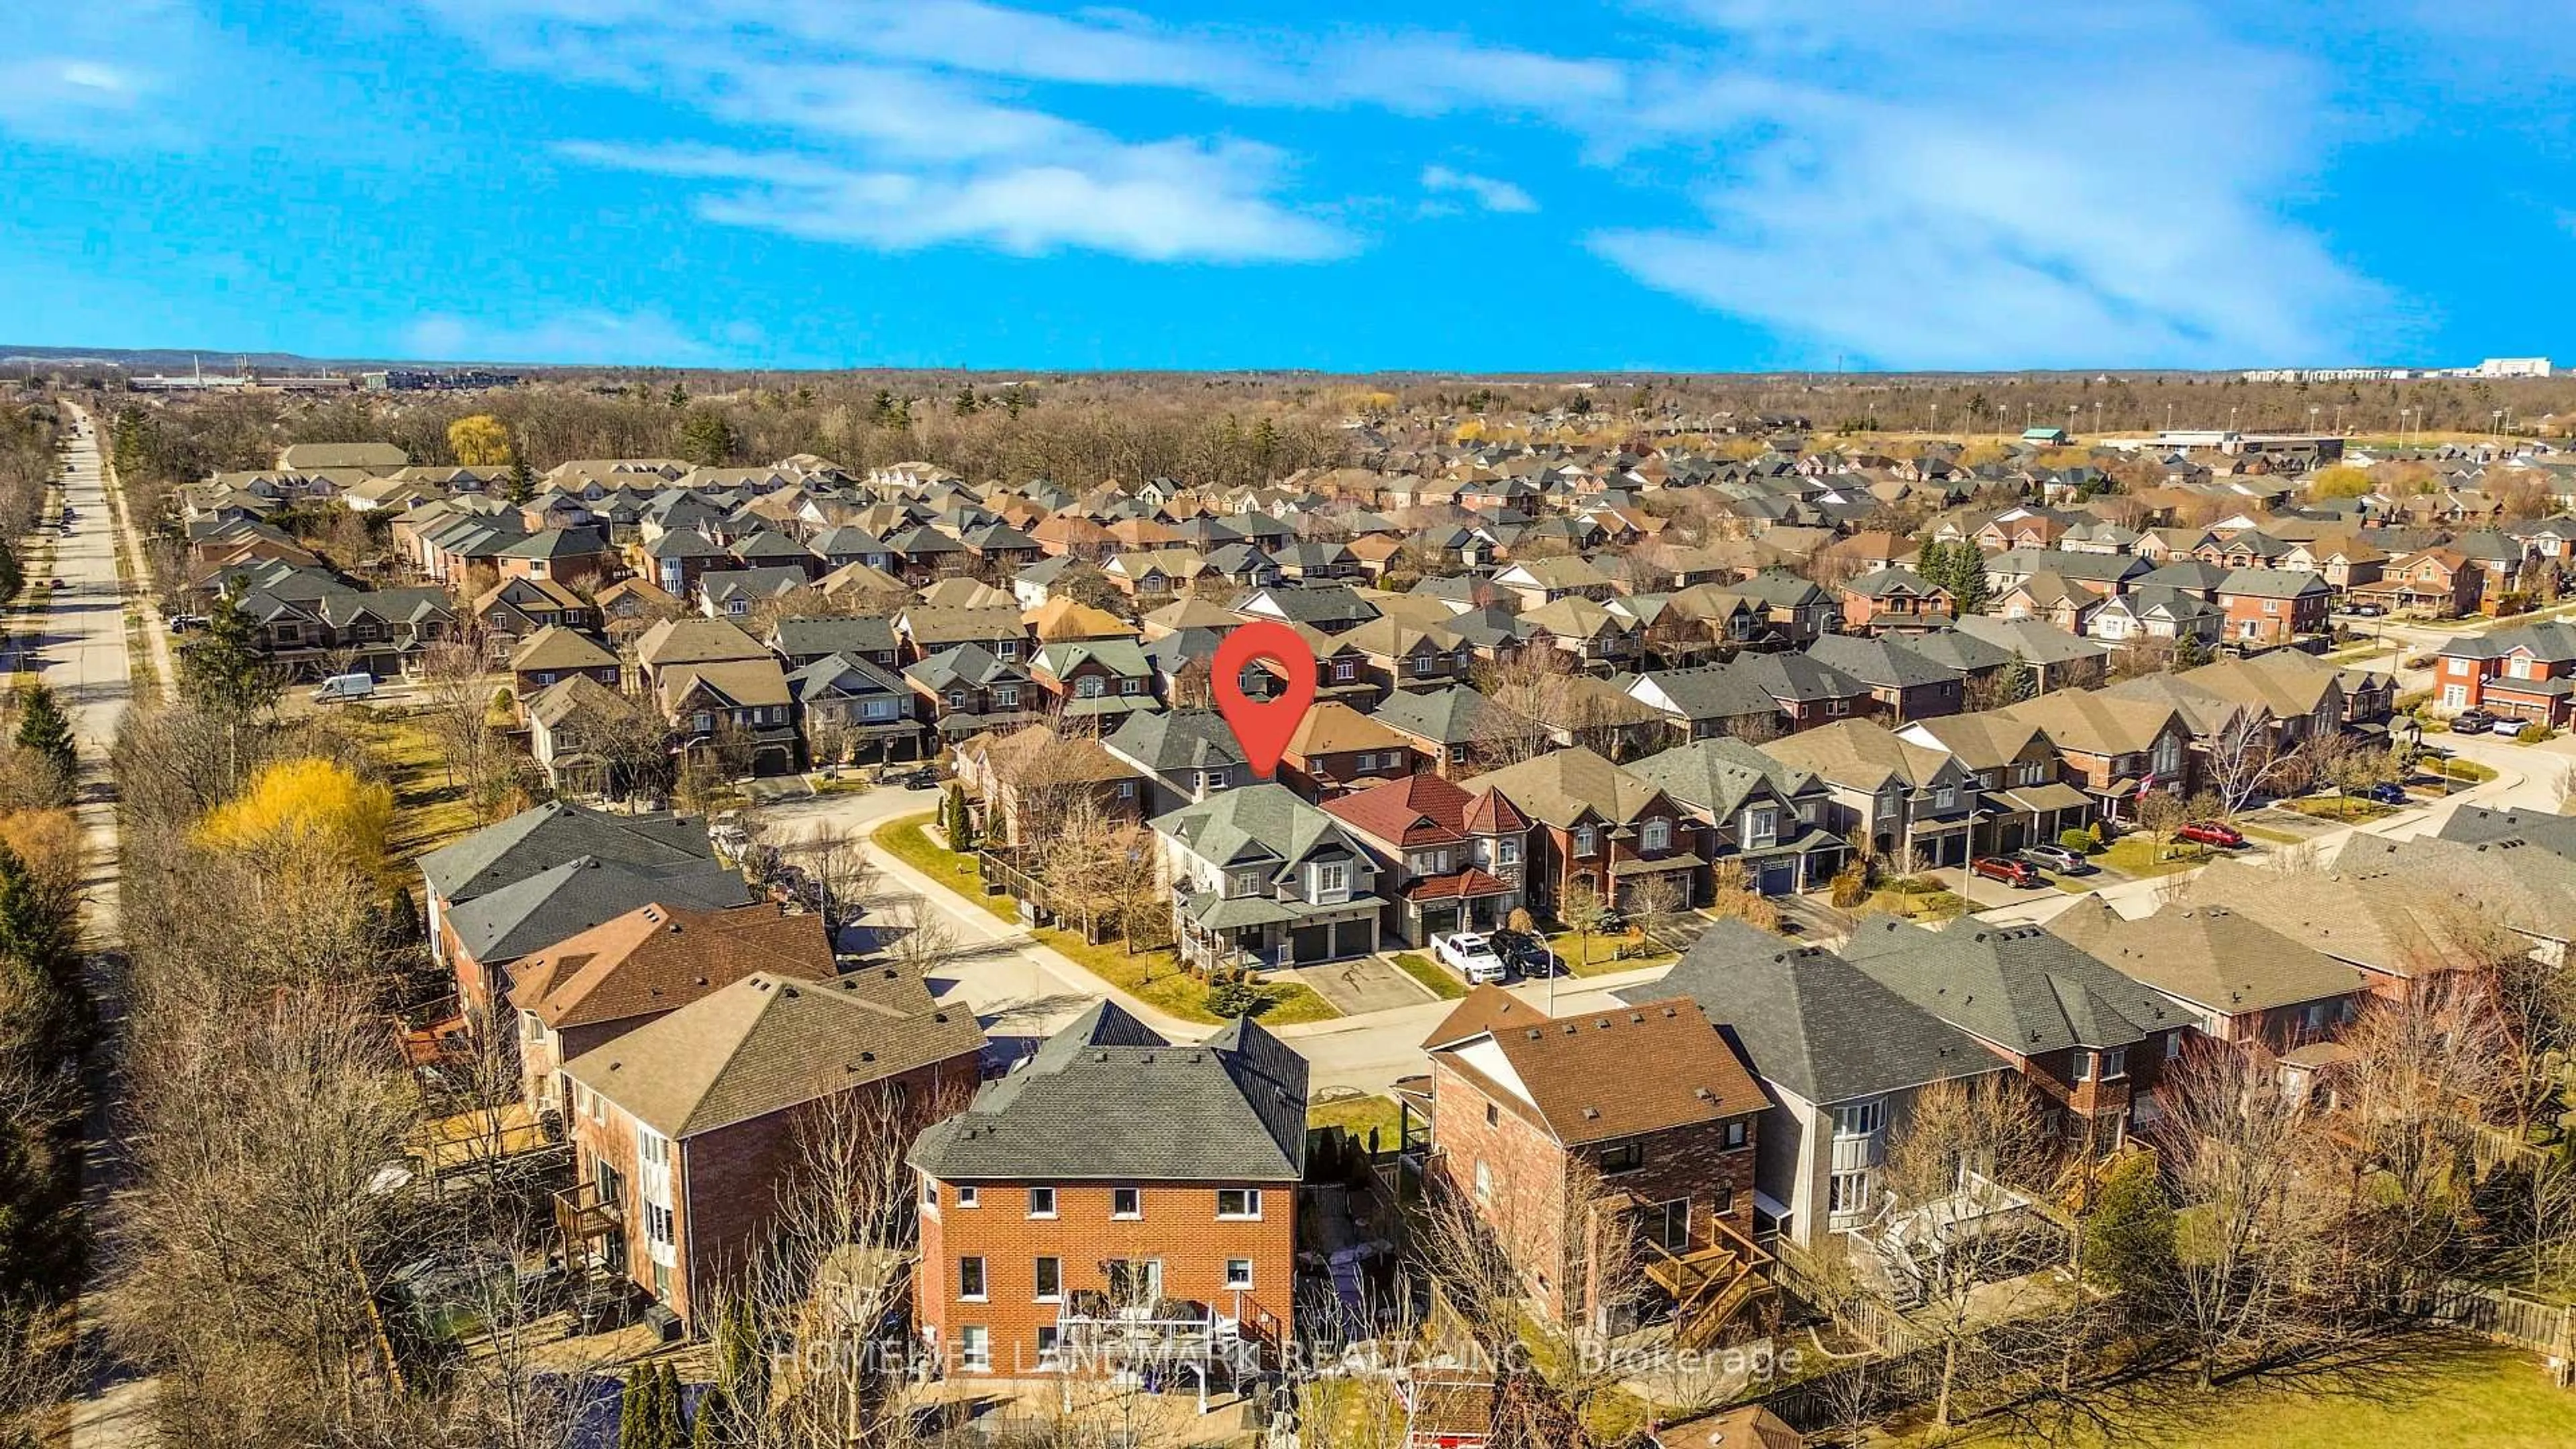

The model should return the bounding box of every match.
[2202,706,2292,816]
[787,821,879,931]
[416,627,512,818]
[1876,1073,2057,1432]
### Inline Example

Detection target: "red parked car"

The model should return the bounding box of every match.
[2176,820,2246,849]
[1972,855,2044,888]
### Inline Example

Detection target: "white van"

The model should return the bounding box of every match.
[311,673,376,702]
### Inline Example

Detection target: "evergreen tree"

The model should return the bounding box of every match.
[15,680,74,784]
[1948,544,1992,615]
[0,845,68,987]
[953,384,978,416]
[1994,659,2037,705]
[653,1362,685,1448]
[618,1367,646,1449]
[0,537,21,601]
[2086,1150,2178,1301]
[870,389,898,427]
[689,1384,735,1448]
[506,450,535,504]
[178,583,278,716]
[667,381,689,409]
[679,409,737,468]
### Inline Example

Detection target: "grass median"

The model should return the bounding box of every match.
[871,812,1338,1026]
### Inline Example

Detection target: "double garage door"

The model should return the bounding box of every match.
[1289,920,1377,963]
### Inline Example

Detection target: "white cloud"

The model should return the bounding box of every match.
[1584,3,2379,367]
[0,0,203,150]
[400,309,733,366]
[1421,165,1537,214]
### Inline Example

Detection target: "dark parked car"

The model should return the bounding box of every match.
[2451,709,2496,734]
[1972,855,2043,888]
[2177,820,2247,849]
[2360,781,2410,805]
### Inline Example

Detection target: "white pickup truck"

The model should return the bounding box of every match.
[1434,930,1509,986]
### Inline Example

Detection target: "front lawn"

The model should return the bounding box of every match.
[1868,881,1971,921]
[2284,796,2398,823]
[1390,951,1467,1000]
[2094,836,2217,878]
[869,813,1338,1026]
[1899,1338,2576,1448]
[1542,929,1677,977]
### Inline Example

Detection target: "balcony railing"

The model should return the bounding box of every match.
[553,1182,622,1244]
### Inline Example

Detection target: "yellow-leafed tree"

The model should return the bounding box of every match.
[447,413,514,468]
[198,757,393,879]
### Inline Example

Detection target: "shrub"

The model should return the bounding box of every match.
[2518,722,2553,744]
[1828,861,1870,909]
[2058,827,2096,854]
[1205,975,1260,1018]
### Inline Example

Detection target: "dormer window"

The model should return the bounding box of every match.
[1573,825,1599,857]
[1640,818,1671,853]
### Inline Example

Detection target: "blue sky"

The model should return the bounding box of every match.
[1,0,2570,372]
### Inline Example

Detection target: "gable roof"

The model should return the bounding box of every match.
[908,1002,1307,1181]
[1462,746,1671,829]
[419,800,717,904]
[507,902,835,1032]
[1839,913,2177,1055]
[1421,985,1765,1146]
[1323,771,1528,847]
[2045,896,2367,1016]
[1624,920,1994,1104]
[568,966,983,1139]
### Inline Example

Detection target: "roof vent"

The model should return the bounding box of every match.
[1582,1106,1600,1119]
[1627,1012,1644,1024]
[1695,1086,1715,1100]
[1525,1028,1543,1040]
[781,985,799,999]
[1562,1023,1578,1034]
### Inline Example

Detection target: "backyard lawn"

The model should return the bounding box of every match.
[1905,1340,2576,1448]
[869,813,1338,1026]
[366,710,481,867]
[1307,1092,1407,1147]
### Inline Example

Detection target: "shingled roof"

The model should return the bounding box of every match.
[419,800,716,904]
[1840,913,2176,1055]
[507,902,835,1032]
[908,1002,1307,1182]
[567,967,985,1139]
[1421,985,1765,1146]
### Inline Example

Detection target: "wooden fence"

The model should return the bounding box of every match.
[2419,1279,2576,1368]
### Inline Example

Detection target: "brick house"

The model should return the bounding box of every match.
[557,968,985,1326]
[1841,916,2183,1152]
[1278,702,1421,802]
[1996,690,2194,823]
[1758,719,1980,871]
[2355,547,2483,619]
[1462,747,1704,916]
[2214,568,2332,646]
[1321,772,1532,946]
[509,901,836,1116]
[1835,567,1954,634]
[2434,619,2576,726]
[909,1004,1307,1381]
[417,801,733,1008]
[1420,987,1773,1338]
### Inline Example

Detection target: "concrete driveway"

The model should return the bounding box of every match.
[1279,953,1444,1016]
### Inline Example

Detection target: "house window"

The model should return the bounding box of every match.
[1225,1258,1255,1291]
[1335,660,1357,682]
[1640,1198,1690,1252]
[995,685,1020,709]
[693,712,714,733]
[1473,1159,1493,1201]
[1112,1186,1142,1220]
[1216,1188,1263,1220]
[957,1186,978,1209]
[959,1256,987,1301]
[1199,769,1230,793]
[1120,677,1142,696]
[1028,1186,1057,1218]
[1034,1256,1062,1301]
[1230,869,1266,898]
[1833,1099,1884,1138]
[922,1175,938,1210]
[1075,676,1104,698]
[1312,861,1349,902]
[1935,786,1957,810]
[644,1203,674,1246]
[1725,1120,1748,1149]
[1740,808,1778,850]
[1829,1170,1874,1218]
[1641,818,1671,853]
[1485,1102,1499,1127]
[1035,1325,1061,1367]
[1598,1141,1646,1175]
[1573,825,1599,857]
[994,639,1019,658]
[959,1326,990,1372]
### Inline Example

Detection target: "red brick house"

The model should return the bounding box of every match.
[909,1004,1308,1382]
[1835,567,1954,634]
[2213,568,2332,646]
[1279,701,1421,801]
[557,967,985,1326]
[1421,987,1773,1338]
[2434,619,2576,726]
[508,901,836,1116]
[1322,772,1532,946]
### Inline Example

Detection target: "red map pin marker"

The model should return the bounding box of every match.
[1213,620,1317,781]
